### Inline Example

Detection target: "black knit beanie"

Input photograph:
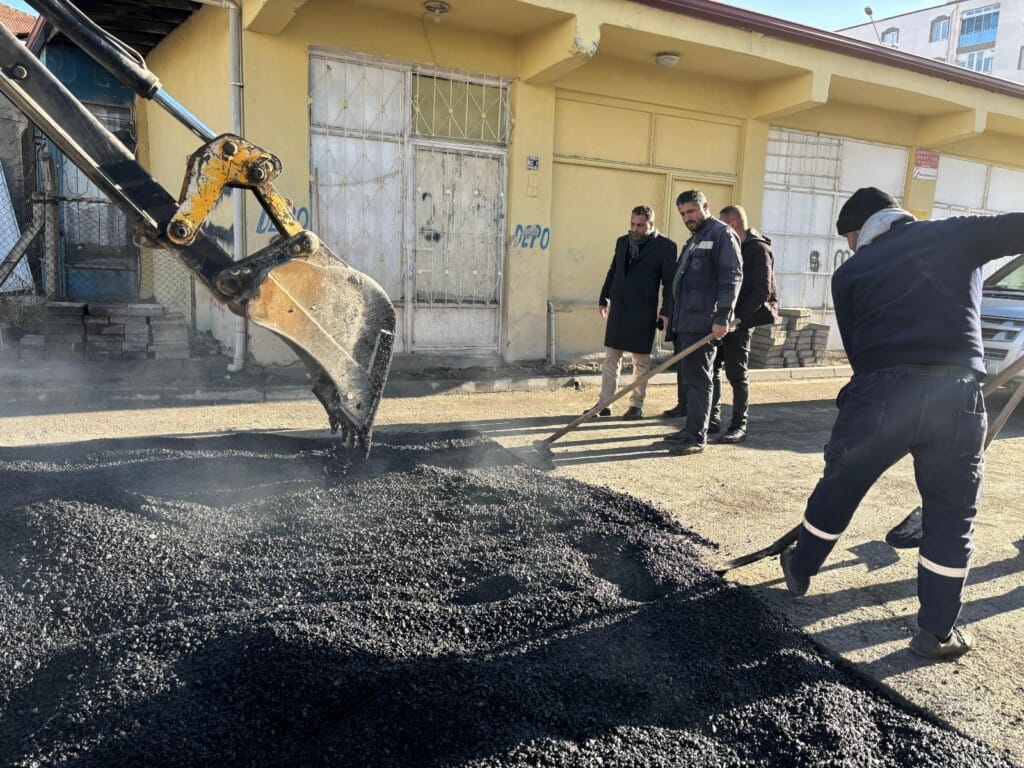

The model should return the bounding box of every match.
[836,187,899,235]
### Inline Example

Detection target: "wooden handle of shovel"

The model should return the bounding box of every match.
[539,331,718,448]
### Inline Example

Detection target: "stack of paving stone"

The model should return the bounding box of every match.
[16,332,47,360]
[147,312,190,360]
[84,302,190,361]
[13,301,191,361]
[39,301,87,360]
[85,302,156,361]
[749,308,830,368]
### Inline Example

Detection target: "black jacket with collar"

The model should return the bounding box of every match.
[599,231,677,354]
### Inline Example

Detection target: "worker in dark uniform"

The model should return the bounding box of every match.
[779,186,1024,660]
[662,189,742,454]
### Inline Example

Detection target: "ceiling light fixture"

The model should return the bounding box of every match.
[655,51,681,68]
[424,1,450,24]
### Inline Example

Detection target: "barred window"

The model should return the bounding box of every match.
[412,74,507,144]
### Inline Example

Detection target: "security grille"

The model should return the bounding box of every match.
[56,103,138,300]
[762,127,907,314]
[50,104,194,324]
[310,50,508,354]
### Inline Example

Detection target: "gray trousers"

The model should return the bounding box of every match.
[600,348,651,408]
[675,332,718,443]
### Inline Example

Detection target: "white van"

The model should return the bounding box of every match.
[981,254,1024,380]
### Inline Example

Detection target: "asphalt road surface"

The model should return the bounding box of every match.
[1,418,1019,766]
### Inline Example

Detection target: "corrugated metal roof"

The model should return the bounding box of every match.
[28,0,201,57]
[0,2,36,38]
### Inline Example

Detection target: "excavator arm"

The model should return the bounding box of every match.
[0,0,395,450]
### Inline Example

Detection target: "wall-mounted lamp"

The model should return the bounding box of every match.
[655,51,681,68]
[424,0,450,24]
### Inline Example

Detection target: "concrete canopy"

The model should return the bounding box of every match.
[319,0,1024,167]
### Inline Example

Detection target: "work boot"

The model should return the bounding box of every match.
[667,438,705,455]
[909,627,973,660]
[584,405,612,417]
[662,403,687,418]
[779,546,809,597]
[719,425,747,444]
[885,507,923,549]
[621,406,643,420]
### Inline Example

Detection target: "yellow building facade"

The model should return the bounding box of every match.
[138,0,1024,365]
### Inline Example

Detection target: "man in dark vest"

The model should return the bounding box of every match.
[589,205,677,419]
[709,204,779,443]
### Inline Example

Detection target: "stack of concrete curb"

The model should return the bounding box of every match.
[11,301,191,362]
[40,301,86,360]
[750,308,830,368]
[16,332,46,361]
[148,312,190,360]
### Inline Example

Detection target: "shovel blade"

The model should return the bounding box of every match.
[243,237,395,449]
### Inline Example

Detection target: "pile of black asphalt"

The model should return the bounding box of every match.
[0,431,1014,767]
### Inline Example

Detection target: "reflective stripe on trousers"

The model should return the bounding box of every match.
[789,369,985,638]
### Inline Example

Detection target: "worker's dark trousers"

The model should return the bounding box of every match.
[788,368,985,639]
[710,326,754,429]
[676,332,719,443]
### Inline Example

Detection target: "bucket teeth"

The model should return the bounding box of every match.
[234,232,396,449]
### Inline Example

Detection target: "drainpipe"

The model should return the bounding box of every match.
[194,0,247,372]
[546,300,556,365]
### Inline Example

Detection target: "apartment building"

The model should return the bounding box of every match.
[841,1,1024,82]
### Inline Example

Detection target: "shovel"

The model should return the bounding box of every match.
[717,354,1024,573]
[520,331,718,470]
[886,353,1024,548]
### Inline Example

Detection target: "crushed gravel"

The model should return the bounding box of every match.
[0,430,1014,767]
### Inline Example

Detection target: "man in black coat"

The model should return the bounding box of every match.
[591,205,677,419]
[708,204,780,443]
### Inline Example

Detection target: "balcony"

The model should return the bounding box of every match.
[959,28,998,48]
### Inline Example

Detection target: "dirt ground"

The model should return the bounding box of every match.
[1,377,1022,764]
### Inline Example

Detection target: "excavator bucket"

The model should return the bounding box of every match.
[237,236,395,449]
[0,6,397,450]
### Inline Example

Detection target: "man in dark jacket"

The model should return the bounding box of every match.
[779,186,1024,660]
[590,205,677,419]
[662,190,742,453]
[708,204,779,443]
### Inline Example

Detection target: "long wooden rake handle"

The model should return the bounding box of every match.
[538,331,717,449]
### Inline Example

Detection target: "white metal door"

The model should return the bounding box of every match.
[411,145,504,351]
[933,155,1024,279]
[309,51,508,356]
[761,127,908,348]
